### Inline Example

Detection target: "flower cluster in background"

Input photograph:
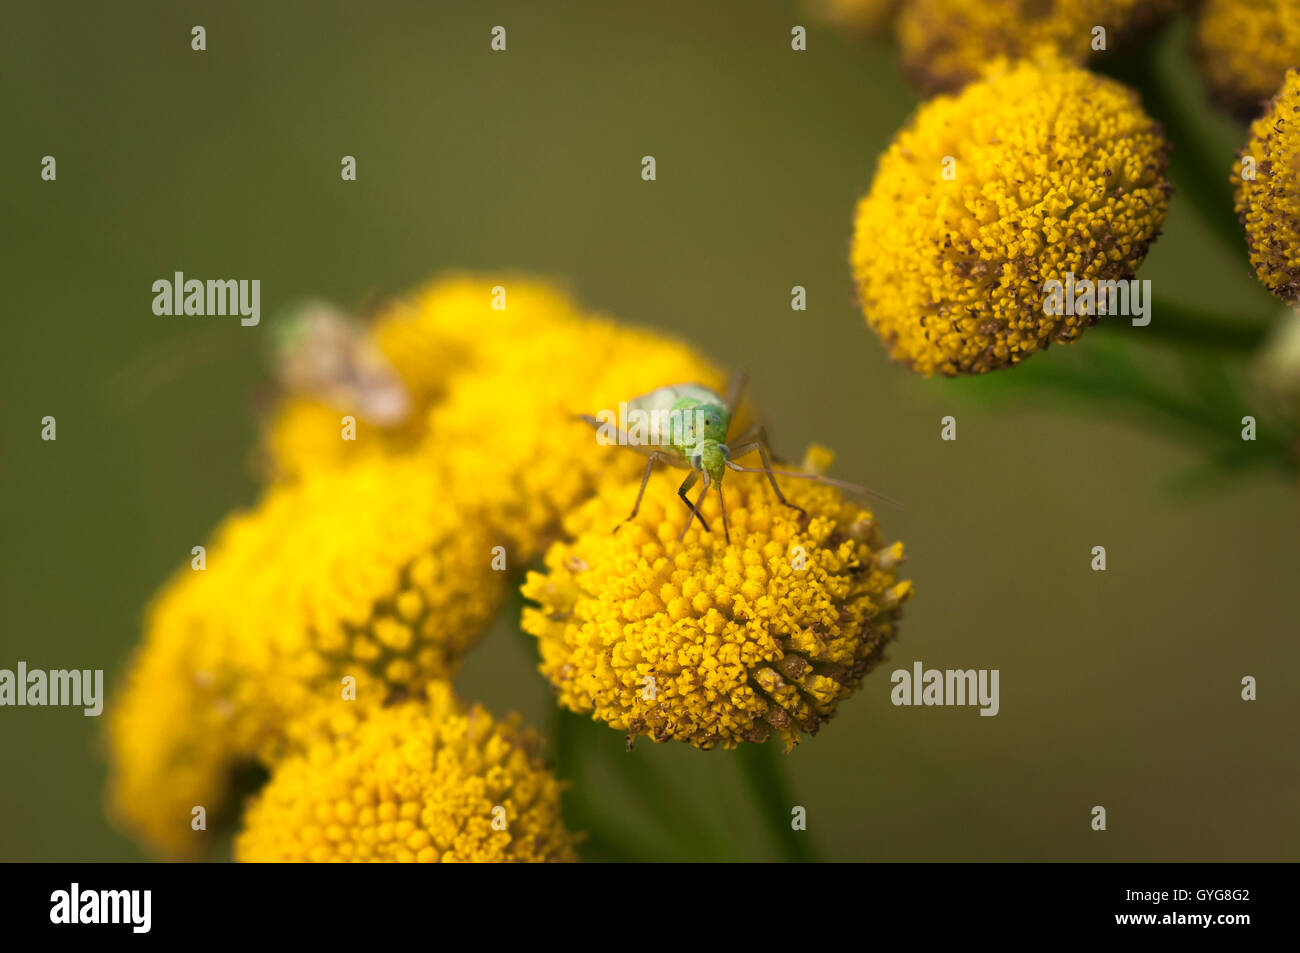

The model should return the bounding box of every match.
[895,0,1169,94]
[1194,0,1300,118]
[850,55,1172,376]
[106,273,911,860]
[819,0,1300,474]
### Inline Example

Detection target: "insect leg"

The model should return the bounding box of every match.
[679,472,712,542]
[675,470,709,530]
[615,451,669,533]
[727,427,808,521]
[723,369,748,429]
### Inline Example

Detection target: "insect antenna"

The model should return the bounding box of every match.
[723,368,748,416]
[725,463,904,510]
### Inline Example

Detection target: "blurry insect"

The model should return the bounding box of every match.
[579,370,899,543]
[272,300,411,425]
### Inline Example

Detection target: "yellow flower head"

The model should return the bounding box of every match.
[114,272,724,856]
[107,457,505,857]
[420,301,726,562]
[897,0,1169,94]
[1233,69,1300,304]
[105,602,253,858]
[850,57,1171,376]
[263,274,723,565]
[235,683,578,862]
[262,396,423,483]
[1195,0,1300,117]
[521,449,911,751]
[262,275,583,481]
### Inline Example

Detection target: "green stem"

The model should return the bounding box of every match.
[618,751,729,857]
[1004,342,1298,476]
[735,741,819,863]
[1103,20,1244,258]
[551,709,666,862]
[1095,296,1270,352]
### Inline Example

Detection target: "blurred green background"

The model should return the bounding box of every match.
[2,0,1296,861]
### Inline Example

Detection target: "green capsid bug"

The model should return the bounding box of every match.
[579,370,899,543]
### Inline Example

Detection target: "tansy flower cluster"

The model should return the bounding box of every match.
[828,4,1300,387]
[106,455,512,855]
[522,449,911,751]
[1233,69,1300,305]
[850,56,1172,376]
[107,273,909,861]
[867,0,1297,127]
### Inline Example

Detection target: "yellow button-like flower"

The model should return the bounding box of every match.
[1195,0,1300,118]
[1233,69,1300,304]
[104,607,252,858]
[262,397,423,483]
[263,275,584,481]
[897,0,1169,94]
[235,684,578,862]
[851,57,1171,376]
[521,451,911,751]
[107,457,505,857]
[420,301,726,562]
[263,274,724,563]
[112,273,726,857]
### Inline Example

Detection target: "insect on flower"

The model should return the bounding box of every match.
[579,371,899,543]
[272,300,411,425]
